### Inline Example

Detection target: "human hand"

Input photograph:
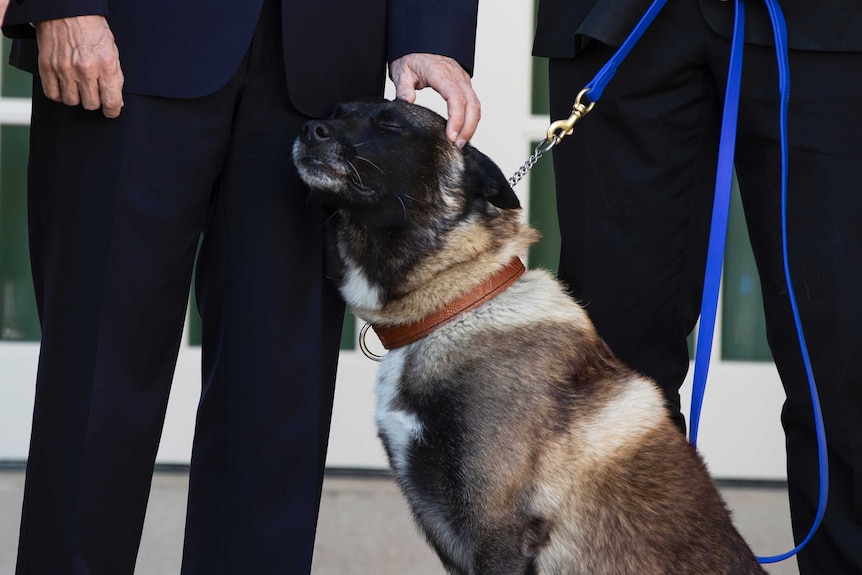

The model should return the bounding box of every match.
[35,15,124,118]
[0,0,8,27]
[390,53,480,148]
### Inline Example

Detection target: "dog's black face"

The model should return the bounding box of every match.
[292,98,519,231]
[292,98,525,308]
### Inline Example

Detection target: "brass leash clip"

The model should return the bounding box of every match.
[508,87,596,188]
[546,88,596,145]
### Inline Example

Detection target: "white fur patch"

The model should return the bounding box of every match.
[294,168,344,191]
[374,351,469,569]
[342,265,383,311]
[375,350,423,473]
[291,141,348,191]
[580,378,666,459]
[530,378,667,572]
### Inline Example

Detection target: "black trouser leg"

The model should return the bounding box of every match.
[735,44,862,575]
[180,1,344,573]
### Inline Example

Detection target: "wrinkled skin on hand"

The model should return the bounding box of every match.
[390,53,481,148]
[35,15,125,118]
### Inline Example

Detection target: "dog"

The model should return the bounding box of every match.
[292,98,766,575]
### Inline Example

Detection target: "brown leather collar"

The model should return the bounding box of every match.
[371,257,526,351]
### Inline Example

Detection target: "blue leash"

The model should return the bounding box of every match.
[530,0,829,564]
[582,0,669,100]
[691,0,829,564]
[687,0,745,447]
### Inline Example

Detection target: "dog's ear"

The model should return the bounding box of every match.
[461,145,521,210]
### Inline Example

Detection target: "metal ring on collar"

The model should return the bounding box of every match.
[359,323,385,362]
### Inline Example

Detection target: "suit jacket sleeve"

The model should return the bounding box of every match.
[387,0,479,75]
[3,0,109,39]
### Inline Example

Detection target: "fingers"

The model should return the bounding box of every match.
[439,78,480,147]
[393,70,419,104]
[390,54,481,147]
[36,16,125,118]
[99,69,125,118]
[38,59,63,104]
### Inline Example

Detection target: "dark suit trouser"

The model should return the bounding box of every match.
[547,0,862,572]
[16,4,344,574]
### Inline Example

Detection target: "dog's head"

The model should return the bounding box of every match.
[292,98,520,229]
[292,98,535,320]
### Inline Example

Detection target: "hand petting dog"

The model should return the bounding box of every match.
[390,53,480,149]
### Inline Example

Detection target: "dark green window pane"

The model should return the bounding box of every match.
[3,38,33,98]
[531,57,550,117]
[721,175,772,361]
[526,142,560,273]
[0,125,39,341]
[531,0,549,116]
[1,41,39,340]
[188,276,202,347]
[340,312,356,351]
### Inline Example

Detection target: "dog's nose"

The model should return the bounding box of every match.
[302,120,334,144]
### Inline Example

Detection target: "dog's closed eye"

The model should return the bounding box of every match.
[377,121,403,130]
[373,119,406,133]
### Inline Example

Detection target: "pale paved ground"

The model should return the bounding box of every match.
[0,470,799,574]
